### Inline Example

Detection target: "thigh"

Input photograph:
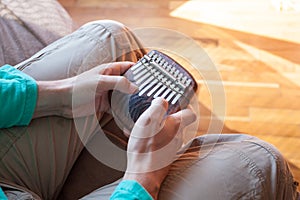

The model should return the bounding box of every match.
[15,20,146,81]
[0,116,98,200]
[159,134,299,200]
[58,117,128,200]
[81,134,299,200]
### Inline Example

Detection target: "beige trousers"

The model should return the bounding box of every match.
[0,20,298,200]
[83,134,299,200]
[0,20,145,200]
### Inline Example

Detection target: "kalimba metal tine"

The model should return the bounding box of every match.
[138,75,155,91]
[153,85,167,98]
[139,79,158,96]
[111,50,198,131]
[136,72,152,85]
[131,61,143,71]
[132,63,145,75]
[161,88,171,99]
[139,75,155,89]
[134,68,148,80]
[147,82,162,97]
[171,93,182,104]
[166,91,176,102]
[181,76,188,84]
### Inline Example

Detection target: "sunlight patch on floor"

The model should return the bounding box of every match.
[170,0,300,44]
[235,40,300,87]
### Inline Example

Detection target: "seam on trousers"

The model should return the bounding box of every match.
[77,23,110,46]
[246,140,288,179]
[225,142,265,199]
[16,23,109,72]
[202,143,264,199]
[163,141,265,199]
[246,140,298,195]
[0,128,27,161]
[80,22,131,51]
[165,140,250,180]
[15,22,89,71]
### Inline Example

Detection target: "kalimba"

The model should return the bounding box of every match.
[111,50,198,131]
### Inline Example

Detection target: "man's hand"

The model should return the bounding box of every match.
[33,62,138,119]
[124,97,196,199]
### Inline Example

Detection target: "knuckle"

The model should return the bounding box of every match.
[119,76,127,83]
[139,117,152,127]
[102,64,114,75]
[168,116,181,130]
[117,76,129,86]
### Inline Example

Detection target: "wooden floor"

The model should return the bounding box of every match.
[59,0,300,190]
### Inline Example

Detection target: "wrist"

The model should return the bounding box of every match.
[123,168,169,200]
[33,79,72,118]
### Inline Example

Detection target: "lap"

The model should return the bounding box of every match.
[82,134,299,200]
[0,117,84,199]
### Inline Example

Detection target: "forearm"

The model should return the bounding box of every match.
[33,79,72,118]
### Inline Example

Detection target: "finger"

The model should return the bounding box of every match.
[99,75,138,94]
[134,98,168,134]
[137,97,168,125]
[103,62,135,75]
[123,128,131,138]
[170,107,196,127]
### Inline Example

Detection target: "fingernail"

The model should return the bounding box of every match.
[152,97,163,104]
[152,97,168,108]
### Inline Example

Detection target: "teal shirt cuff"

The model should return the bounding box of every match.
[0,187,7,200]
[0,65,38,128]
[110,180,153,200]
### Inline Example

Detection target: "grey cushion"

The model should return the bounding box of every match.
[0,0,74,66]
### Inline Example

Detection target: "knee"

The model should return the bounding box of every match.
[83,20,128,36]
[99,20,127,33]
[81,20,135,51]
[78,20,144,61]
[162,135,298,199]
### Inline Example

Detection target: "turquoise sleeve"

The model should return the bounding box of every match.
[110,180,153,200]
[0,187,7,200]
[0,65,38,128]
